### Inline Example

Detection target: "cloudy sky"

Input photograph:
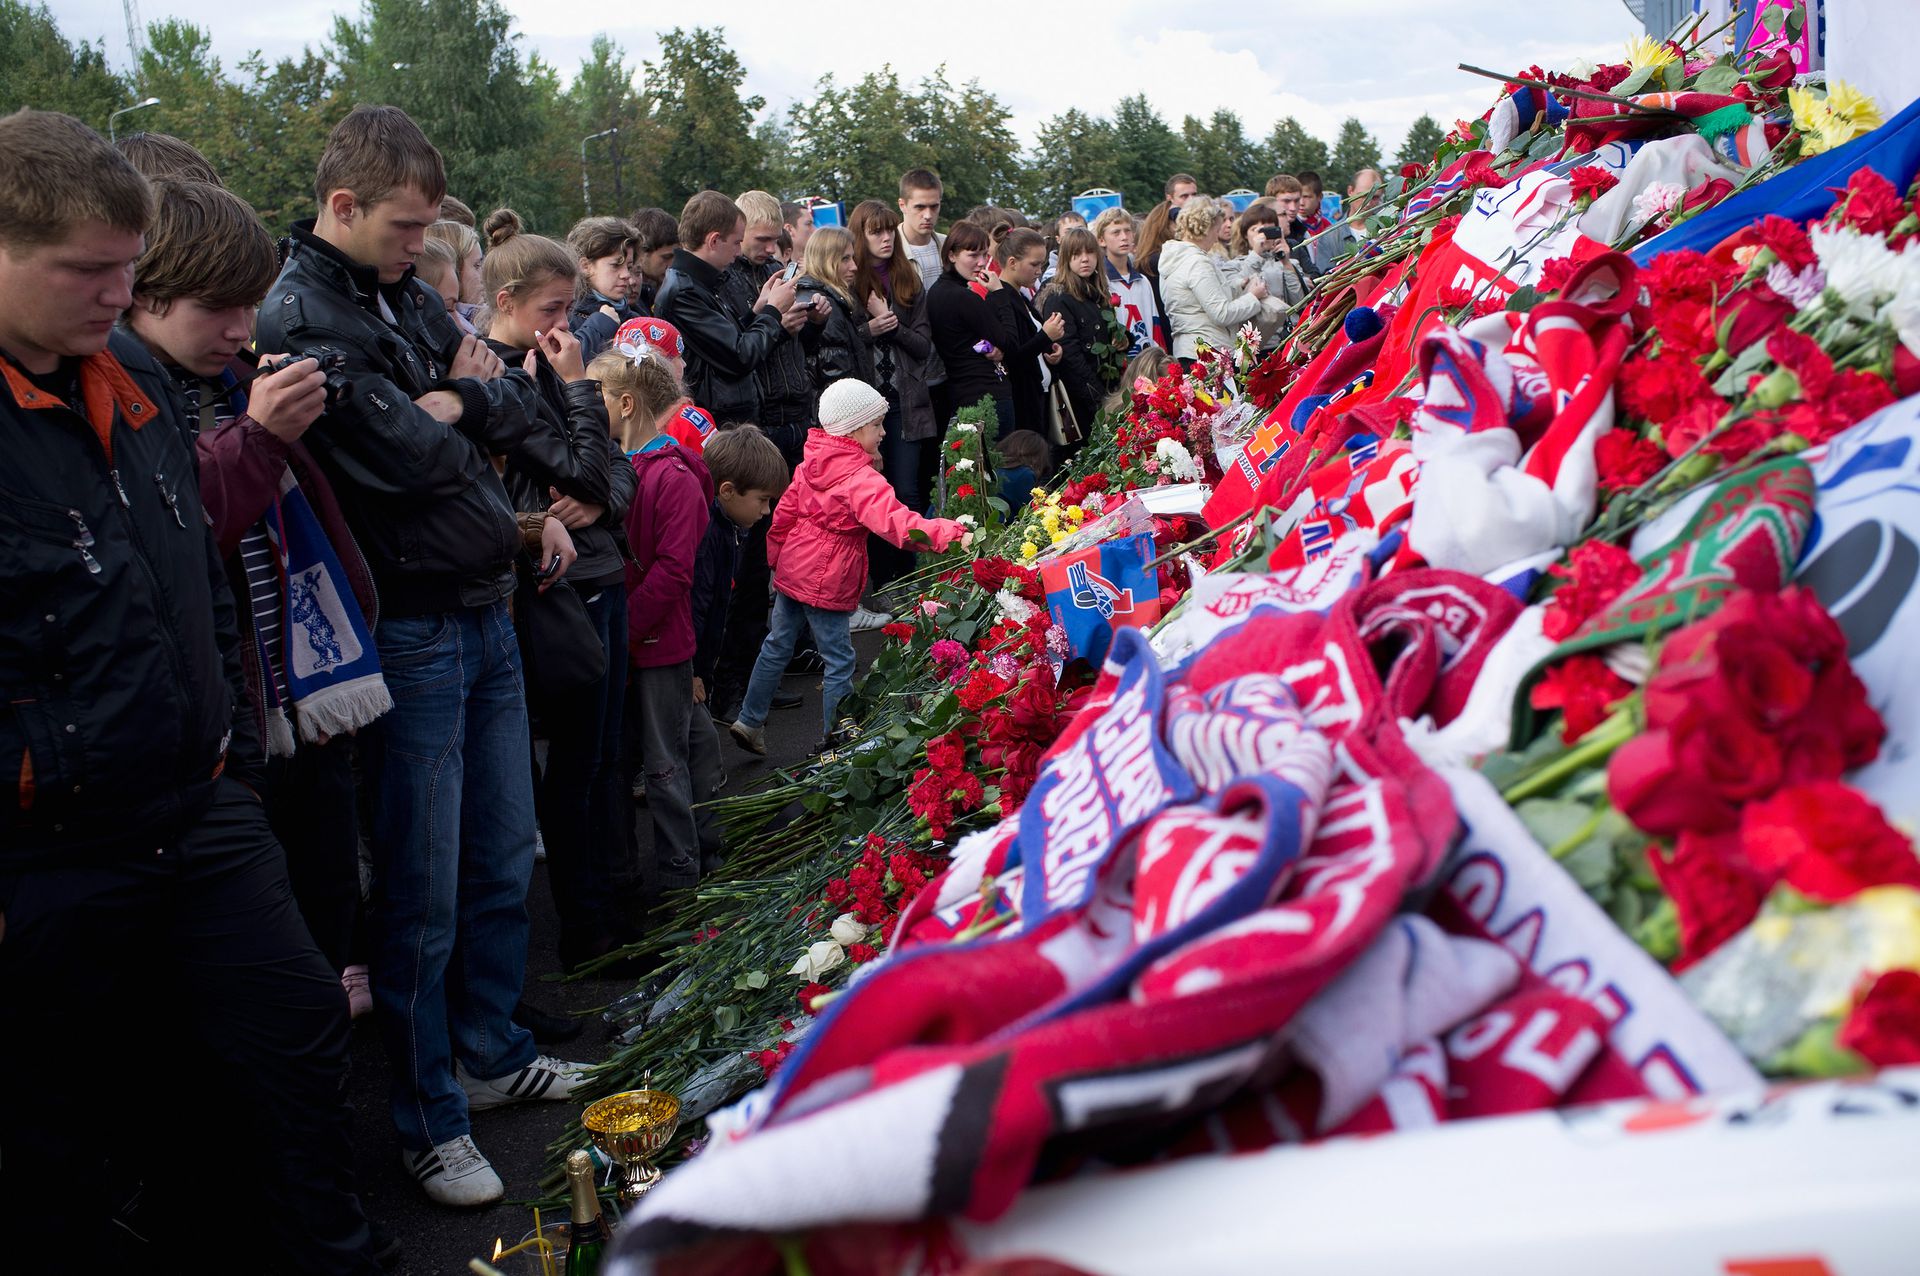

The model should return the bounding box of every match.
[62,0,1643,154]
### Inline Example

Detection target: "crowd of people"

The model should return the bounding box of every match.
[0,98,1382,1273]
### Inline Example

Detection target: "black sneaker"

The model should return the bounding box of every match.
[369,1220,404,1271]
[785,651,825,675]
[771,689,803,711]
[511,998,585,1045]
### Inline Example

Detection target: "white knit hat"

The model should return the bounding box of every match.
[817,378,888,436]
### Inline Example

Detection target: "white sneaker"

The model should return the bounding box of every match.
[849,605,893,632]
[457,1055,587,1110]
[405,1134,503,1207]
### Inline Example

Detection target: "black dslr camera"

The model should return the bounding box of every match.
[263,350,351,408]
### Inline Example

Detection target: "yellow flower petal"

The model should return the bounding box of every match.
[1625,33,1677,72]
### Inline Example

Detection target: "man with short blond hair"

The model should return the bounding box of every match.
[0,108,380,1272]
[1092,206,1164,356]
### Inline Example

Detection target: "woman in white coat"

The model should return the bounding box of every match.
[1158,195,1284,362]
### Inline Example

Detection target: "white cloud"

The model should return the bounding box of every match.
[56,0,1641,158]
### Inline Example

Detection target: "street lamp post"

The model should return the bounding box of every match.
[108,97,161,141]
[580,128,617,215]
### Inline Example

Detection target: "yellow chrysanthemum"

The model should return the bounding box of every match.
[1624,34,1677,73]
[1826,79,1884,134]
[1020,541,1038,560]
[1041,509,1061,533]
[1065,505,1085,522]
[1049,529,1067,544]
[1790,82,1882,157]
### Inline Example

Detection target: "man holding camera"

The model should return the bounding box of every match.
[255,104,587,1209]
[0,110,381,1272]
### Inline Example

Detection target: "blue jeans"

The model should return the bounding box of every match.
[737,590,856,738]
[363,603,539,1151]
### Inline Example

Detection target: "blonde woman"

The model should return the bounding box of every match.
[1158,195,1281,362]
[795,226,877,393]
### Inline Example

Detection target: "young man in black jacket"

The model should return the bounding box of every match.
[253,105,587,1210]
[655,189,805,429]
[0,109,381,1274]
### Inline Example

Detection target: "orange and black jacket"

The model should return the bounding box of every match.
[1,330,260,865]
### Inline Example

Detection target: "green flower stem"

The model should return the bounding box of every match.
[1501,709,1637,805]
[777,1237,814,1276]
[1545,805,1608,861]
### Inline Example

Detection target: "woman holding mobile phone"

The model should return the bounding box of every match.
[926,220,1016,435]
[795,227,877,398]
[1229,205,1310,351]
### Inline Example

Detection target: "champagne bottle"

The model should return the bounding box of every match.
[564,1149,612,1276]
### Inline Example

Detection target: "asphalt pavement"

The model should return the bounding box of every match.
[347,639,863,1274]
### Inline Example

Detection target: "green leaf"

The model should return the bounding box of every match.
[713,1004,742,1034]
[906,528,931,546]
[1514,797,1596,853]
[1759,4,1785,33]
[1505,285,1544,313]
[1694,63,1740,95]
[732,969,770,991]
[1616,64,1655,96]
[1661,60,1685,93]
[1559,837,1616,892]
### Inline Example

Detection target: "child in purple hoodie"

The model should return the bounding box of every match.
[593,347,712,896]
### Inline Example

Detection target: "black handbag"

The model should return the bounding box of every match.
[513,552,606,702]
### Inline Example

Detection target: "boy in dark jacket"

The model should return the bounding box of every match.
[0,110,380,1272]
[687,424,791,871]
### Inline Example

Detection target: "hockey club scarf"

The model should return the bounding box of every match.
[1510,455,1816,741]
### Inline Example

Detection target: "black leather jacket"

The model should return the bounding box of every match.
[654,248,786,427]
[0,331,258,865]
[254,222,544,616]
[797,280,877,393]
[484,338,632,588]
[723,257,812,425]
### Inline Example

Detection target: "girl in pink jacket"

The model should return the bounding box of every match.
[729,379,970,751]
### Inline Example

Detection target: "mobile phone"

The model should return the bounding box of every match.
[1257,226,1283,240]
[780,260,801,283]
[533,552,563,581]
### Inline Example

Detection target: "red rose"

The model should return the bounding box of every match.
[1608,706,1785,837]
[1837,970,1920,1068]
[1568,166,1619,204]
[1529,654,1633,743]
[1713,626,1814,727]
[971,557,1013,593]
[1400,161,1428,180]
[1594,428,1668,492]
[1896,345,1920,398]
[1749,49,1798,90]
[1645,830,1767,970]
[1541,539,1642,641]
[1680,177,1735,217]
[1006,668,1061,739]
[1718,285,1796,357]
[1832,168,1907,237]
[1739,783,1920,902]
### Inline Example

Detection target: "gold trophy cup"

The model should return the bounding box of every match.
[581,1073,682,1209]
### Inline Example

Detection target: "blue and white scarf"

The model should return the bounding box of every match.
[258,468,390,752]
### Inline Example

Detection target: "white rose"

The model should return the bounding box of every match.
[954,513,978,529]
[787,940,846,980]
[829,913,870,946]
[953,457,975,472]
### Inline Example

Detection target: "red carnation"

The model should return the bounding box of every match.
[1740,783,1920,902]
[797,981,831,1015]
[1753,214,1816,272]
[1617,352,1718,427]
[1594,428,1668,492]
[956,667,1012,714]
[1832,168,1907,237]
[881,621,915,641]
[1568,166,1619,204]
[1530,654,1633,743]
[847,942,879,964]
[1541,539,1641,641]
[1838,970,1920,1068]
[1537,255,1579,295]
[954,483,977,499]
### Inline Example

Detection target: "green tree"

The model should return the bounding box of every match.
[1326,117,1383,194]
[752,115,798,200]
[1260,116,1329,184]
[1395,113,1446,169]
[134,22,256,183]
[233,49,352,231]
[914,68,1020,213]
[566,36,661,217]
[643,27,764,206]
[1024,108,1120,217]
[0,0,129,126]
[332,0,567,228]
[1108,94,1188,213]
[1181,108,1258,195]
[785,67,923,206]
